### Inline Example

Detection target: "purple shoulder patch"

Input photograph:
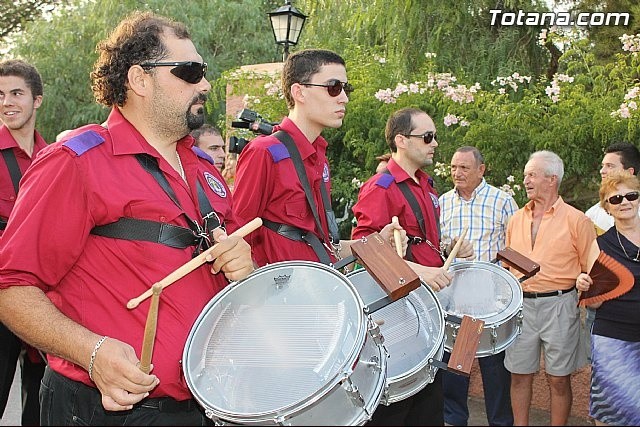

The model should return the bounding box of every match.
[192,146,214,165]
[267,143,290,163]
[375,173,395,189]
[62,131,104,156]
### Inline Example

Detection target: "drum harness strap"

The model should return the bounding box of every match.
[381,169,445,263]
[90,153,222,257]
[261,130,341,266]
[0,148,22,230]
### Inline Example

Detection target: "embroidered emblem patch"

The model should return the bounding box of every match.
[204,172,227,198]
[323,163,330,183]
[430,193,440,209]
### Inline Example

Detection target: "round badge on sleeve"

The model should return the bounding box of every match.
[204,172,227,198]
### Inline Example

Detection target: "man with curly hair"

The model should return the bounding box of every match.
[0,11,253,425]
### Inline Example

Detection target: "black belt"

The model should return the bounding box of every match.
[135,397,199,413]
[523,287,576,298]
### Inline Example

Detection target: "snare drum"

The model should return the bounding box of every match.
[182,261,387,426]
[436,261,523,357]
[347,269,445,405]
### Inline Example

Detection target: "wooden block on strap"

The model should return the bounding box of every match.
[447,315,485,377]
[496,247,540,278]
[350,232,420,301]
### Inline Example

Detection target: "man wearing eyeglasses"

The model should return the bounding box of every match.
[505,151,595,426]
[0,59,48,426]
[191,124,226,172]
[352,107,474,426]
[0,11,254,425]
[233,49,404,267]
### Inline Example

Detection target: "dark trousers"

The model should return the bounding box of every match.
[0,322,45,426]
[442,351,513,426]
[40,368,213,426]
[367,369,444,426]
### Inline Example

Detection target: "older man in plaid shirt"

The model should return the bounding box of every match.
[438,146,518,426]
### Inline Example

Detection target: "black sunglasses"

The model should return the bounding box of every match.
[608,191,640,205]
[404,131,437,144]
[140,61,208,84]
[301,79,354,97]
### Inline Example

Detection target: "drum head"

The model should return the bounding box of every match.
[437,261,522,325]
[182,261,367,423]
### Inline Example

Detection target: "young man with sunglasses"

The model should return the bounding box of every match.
[352,107,474,426]
[0,12,253,425]
[233,49,404,267]
[505,151,595,426]
[0,59,48,426]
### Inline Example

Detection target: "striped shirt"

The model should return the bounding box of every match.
[439,178,518,262]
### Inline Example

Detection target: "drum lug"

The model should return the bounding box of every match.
[368,319,385,346]
[490,326,498,353]
[516,309,524,332]
[343,377,366,408]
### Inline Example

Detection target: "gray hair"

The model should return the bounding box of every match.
[528,150,564,187]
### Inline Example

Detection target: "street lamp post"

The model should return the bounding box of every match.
[268,0,307,61]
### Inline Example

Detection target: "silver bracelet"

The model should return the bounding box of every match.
[88,336,108,382]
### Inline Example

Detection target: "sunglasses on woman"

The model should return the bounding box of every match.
[140,61,208,84]
[301,79,354,97]
[608,191,640,205]
[404,131,437,144]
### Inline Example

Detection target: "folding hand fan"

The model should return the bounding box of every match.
[579,250,634,307]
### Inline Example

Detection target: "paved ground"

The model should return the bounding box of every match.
[1,363,594,426]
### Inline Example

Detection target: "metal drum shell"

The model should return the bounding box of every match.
[436,261,524,357]
[182,261,387,425]
[347,269,445,405]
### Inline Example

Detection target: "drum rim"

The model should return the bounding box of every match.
[440,260,523,323]
[182,260,373,423]
[347,269,446,384]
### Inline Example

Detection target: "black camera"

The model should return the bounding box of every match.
[228,136,251,155]
[228,109,278,154]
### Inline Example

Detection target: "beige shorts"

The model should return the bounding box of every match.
[505,290,587,376]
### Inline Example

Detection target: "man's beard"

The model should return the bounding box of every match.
[186,94,207,130]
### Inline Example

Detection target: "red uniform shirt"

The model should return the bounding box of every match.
[352,158,443,267]
[233,117,336,266]
[0,108,236,400]
[0,124,47,235]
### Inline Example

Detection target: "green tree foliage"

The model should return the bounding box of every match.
[6,0,280,142]
[0,0,66,38]
[571,0,640,62]
[298,0,550,86]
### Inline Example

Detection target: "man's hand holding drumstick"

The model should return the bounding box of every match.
[88,219,262,412]
[405,226,473,292]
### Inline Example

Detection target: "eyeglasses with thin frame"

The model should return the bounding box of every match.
[300,79,354,97]
[140,61,208,84]
[403,131,437,144]
[607,191,640,205]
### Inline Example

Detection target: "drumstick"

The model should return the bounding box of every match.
[139,283,162,374]
[442,226,469,271]
[391,216,403,258]
[127,217,262,310]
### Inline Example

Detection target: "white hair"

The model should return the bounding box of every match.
[528,150,564,187]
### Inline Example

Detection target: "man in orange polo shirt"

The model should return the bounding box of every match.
[505,150,595,426]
